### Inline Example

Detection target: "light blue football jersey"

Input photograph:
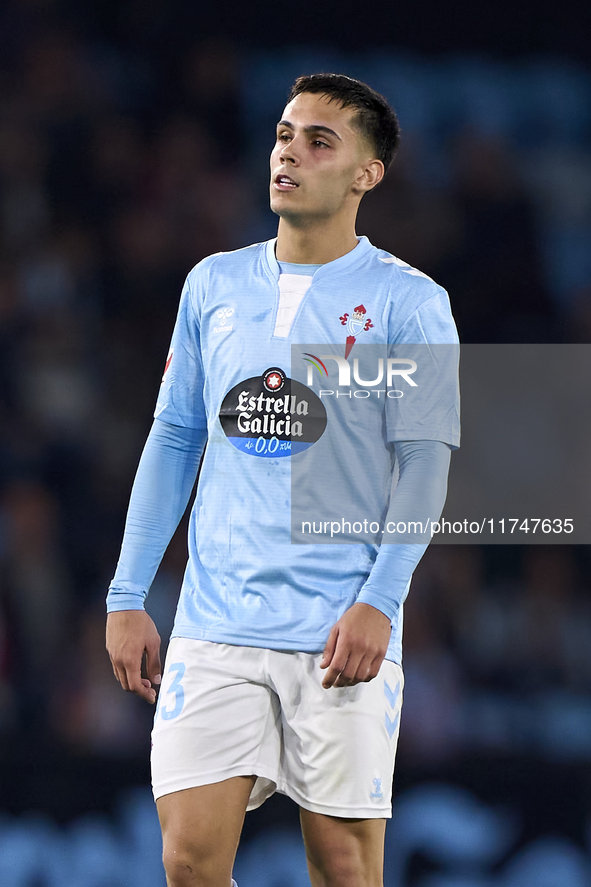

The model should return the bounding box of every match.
[155,235,460,663]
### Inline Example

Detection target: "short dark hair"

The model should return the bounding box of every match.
[287,73,401,174]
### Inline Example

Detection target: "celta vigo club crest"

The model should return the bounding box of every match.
[340,304,373,358]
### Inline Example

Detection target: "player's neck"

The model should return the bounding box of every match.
[275,217,359,265]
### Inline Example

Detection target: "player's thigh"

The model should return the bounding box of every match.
[300,809,386,887]
[158,776,256,879]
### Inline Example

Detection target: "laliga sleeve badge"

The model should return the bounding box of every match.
[161,349,173,383]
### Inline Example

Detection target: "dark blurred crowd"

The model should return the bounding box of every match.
[401,545,591,764]
[0,2,591,765]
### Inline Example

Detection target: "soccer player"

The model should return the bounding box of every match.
[106,73,459,887]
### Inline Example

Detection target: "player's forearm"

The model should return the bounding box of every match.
[106,418,206,612]
[356,439,451,620]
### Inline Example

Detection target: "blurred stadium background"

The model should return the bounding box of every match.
[1,0,591,884]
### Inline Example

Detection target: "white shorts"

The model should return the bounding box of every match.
[151,638,403,819]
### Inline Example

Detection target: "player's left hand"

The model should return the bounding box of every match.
[320,602,392,689]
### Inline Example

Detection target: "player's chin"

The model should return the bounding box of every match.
[270,199,321,227]
[270,202,304,223]
[270,191,300,211]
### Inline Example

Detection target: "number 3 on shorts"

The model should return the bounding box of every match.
[156,662,186,721]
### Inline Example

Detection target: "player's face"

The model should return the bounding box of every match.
[270,92,375,223]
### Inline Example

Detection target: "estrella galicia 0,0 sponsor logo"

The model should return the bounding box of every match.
[219,367,327,458]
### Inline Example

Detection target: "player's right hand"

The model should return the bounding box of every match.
[106,610,162,704]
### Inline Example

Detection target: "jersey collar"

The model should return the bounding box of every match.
[264,235,373,281]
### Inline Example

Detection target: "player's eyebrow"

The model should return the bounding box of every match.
[276,120,342,141]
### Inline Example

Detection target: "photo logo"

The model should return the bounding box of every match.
[302,353,329,380]
[303,353,418,393]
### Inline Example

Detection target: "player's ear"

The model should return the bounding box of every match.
[353,159,384,195]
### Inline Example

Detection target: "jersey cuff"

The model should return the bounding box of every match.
[106,589,146,613]
[356,585,406,623]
